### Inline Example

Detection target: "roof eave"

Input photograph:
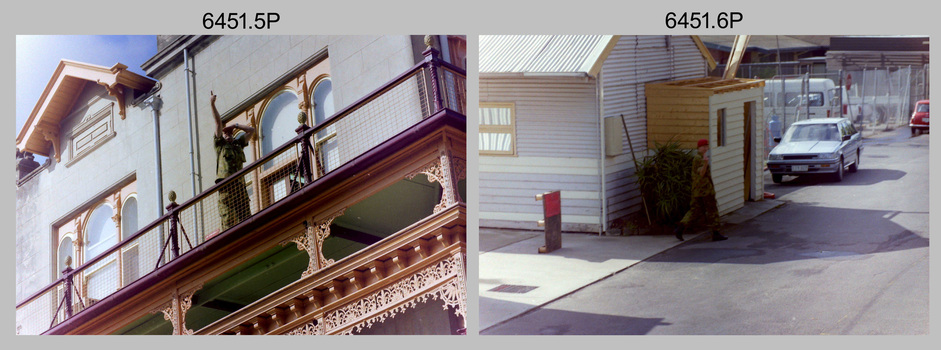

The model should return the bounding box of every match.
[16,60,156,159]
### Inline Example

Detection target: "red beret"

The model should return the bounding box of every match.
[697,139,709,147]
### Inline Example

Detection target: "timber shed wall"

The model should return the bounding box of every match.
[644,77,765,215]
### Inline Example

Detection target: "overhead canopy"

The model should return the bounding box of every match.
[16,60,156,160]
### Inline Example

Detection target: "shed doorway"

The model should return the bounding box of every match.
[743,101,756,200]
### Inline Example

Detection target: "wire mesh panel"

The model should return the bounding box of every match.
[336,70,428,166]
[844,66,922,129]
[440,66,467,115]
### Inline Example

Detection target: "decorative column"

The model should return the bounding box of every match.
[281,208,346,278]
[422,35,443,113]
[152,285,201,335]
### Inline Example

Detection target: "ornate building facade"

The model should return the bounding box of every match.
[16,35,467,335]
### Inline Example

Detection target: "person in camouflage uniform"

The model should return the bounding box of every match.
[210,91,255,230]
[674,139,727,242]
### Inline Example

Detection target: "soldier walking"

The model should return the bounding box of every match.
[674,139,727,242]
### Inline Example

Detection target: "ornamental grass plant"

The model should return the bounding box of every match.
[635,141,695,225]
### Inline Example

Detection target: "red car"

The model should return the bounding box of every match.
[910,100,929,136]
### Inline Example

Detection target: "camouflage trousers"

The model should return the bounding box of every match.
[680,195,720,231]
[218,178,251,230]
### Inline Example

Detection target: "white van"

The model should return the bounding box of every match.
[764,77,847,140]
[764,77,842,121]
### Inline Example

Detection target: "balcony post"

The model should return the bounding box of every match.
[293,111,314,192]
[62,258,74,318]
[166,191,180,259]
[422,35,443,112]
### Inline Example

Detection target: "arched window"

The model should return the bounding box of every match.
[121,195,140,284]
[121,195,138,239]
[85,204,117,259]
[84,203,119,301]
[260,90,301,157]
[57,237,73,276]
[311,78,338,174]
[312,78,334,126]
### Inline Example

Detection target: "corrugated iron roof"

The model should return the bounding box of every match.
[480,35,616,75]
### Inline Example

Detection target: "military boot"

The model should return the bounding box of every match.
[711,230,728,241]
[674,225,685,241]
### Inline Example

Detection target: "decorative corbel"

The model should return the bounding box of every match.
[246,109,259,141]
[111,194,122,229]
[38,128,61,163]
[72,217,84,246]
[297,75,310,111]
[97,81,127,120]
[406,144,463,213]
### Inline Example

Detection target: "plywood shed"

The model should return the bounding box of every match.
[645,77,766,215]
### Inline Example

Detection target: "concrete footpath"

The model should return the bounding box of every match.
[478,198,785,331]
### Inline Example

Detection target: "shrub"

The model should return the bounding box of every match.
[635,141,695,225]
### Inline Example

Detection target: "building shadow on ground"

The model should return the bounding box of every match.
[480,296,669,335]
[648,205,927,265]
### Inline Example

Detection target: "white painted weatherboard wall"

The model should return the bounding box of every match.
[601,35,709,230]
[479,76,602,233]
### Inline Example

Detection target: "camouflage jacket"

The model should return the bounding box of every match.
[690,153,716,198]
[214,134,248,181]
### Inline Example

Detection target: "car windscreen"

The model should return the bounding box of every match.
[782,123,841,143]
[916,103,929,112]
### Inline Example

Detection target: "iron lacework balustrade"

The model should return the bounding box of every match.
[16,47,466,335]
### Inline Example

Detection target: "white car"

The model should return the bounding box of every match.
[767,118,863,183]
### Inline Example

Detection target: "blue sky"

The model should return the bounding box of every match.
[15,35,158,137]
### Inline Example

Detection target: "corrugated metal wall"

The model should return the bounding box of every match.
[479,75,602,233]
[601,36,707,230]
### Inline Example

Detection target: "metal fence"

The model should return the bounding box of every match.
[760,65,929,161]
[714,61,806,80]
[843,65,929,129]
[15,50,465,335]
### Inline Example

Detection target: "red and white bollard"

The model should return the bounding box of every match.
[535,190,561,253]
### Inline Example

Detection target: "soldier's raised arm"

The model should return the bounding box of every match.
[210,91,223,138]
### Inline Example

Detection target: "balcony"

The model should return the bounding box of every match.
[16,47,466,335]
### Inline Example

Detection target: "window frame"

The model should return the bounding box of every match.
[310,76,338,176]
[52,180,136,304]
[258,88,303,160]
[255,87,304,205]
[81,202,120,302]
[478,102,517,156]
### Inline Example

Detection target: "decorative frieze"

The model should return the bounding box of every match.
[285,317,325,335]
[322,254,465,334]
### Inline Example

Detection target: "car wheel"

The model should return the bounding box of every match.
[772,174,782,184]
[833,158,844,182]
[849,150,859,173]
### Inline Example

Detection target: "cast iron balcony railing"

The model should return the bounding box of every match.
[16,47,465,335]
